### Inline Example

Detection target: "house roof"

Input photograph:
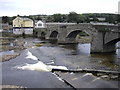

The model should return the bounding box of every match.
[23,17,32,21]
[15,16,33,21]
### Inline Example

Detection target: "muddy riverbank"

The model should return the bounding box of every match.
[0,37,31,62]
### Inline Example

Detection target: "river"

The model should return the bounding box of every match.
[2,38,120,88]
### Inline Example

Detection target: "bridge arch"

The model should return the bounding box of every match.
[103,38,120,52]
[66,30,90,39]
[41,32,46,39]
[50,31,58,39]
[105,38,120,45]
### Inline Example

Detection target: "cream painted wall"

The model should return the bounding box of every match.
[13,17,33,28]
[13,17,23,27]
[24,20,34,27]
[13,16,34,35]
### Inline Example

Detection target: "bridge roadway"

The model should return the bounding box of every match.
[34,23,120,53]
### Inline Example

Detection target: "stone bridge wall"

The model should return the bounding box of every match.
[35,23,119,53]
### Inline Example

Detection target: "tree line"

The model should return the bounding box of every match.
[2,12,120,25]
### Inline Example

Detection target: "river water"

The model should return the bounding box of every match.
[2,38,120,88]
[48,42,120,71]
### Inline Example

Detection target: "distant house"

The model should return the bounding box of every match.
[2,23,9,30]
[97,18,106,22]
[13,16,34,35]
[35,20,46,28]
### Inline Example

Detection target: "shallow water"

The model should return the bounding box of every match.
[2,38,120,88]
[57,43,120,71]
[0,50,15,55]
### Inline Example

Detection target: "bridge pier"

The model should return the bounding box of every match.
[58,38,78,44]
[91,32,116,53]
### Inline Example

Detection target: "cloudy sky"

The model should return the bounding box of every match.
[0,0,119,16]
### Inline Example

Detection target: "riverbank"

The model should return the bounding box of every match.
[0,37,41,62]
[0,53,20,62]
[0,37,25,62]
[0,85,25,90]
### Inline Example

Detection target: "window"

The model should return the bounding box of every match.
[38,23,42,26]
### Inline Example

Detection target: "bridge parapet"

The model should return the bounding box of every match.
[66,23,92,30]
[36,22,120,53]
[92,24,118,32]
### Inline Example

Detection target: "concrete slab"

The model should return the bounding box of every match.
[55,72,119,88]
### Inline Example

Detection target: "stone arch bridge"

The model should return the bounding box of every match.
[34,23,119,53]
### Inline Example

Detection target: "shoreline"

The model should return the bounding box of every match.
[0,53,20,62]
[0,85,25,90]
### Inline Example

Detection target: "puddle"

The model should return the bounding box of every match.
[0,50,15,55]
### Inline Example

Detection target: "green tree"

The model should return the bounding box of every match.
[78,14,85,23]
[53,14,63,22]
[52,14,67,22]
[2,16,9,23]
[67,11,79,23]
[46,15,54,22]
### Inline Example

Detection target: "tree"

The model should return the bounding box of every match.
[46,15,54,22]
[52,14,67,22]
[67,12,79,23]
[78,14,85,23]
[2,16,9,23]
[53,14,62,22]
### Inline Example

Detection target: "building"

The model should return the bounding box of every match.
[13,16,34,35]
[97,18,106,22]
[2,23,9,30]
[118,1,120,14]
[35,20,46,28]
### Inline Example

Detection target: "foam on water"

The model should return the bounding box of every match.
[83,73,93,77]
[47,65,68,70]
[26,50,38,60]
[16,50,68,72]
[17,61,51,72]
[16,61,68,72]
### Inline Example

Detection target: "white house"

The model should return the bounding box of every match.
[97,18,106,22]
[35,20,46,28]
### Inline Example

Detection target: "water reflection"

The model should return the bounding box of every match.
[116,41,120,58]
[77,43,90,55]
[0,50,15,55]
